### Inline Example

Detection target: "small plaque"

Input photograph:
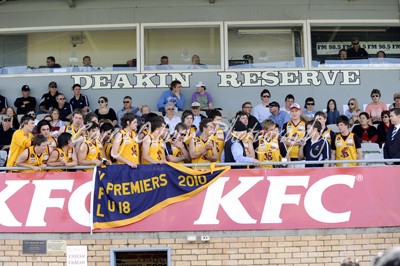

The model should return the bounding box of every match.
[23,240,47,254]
[47,240,66,253]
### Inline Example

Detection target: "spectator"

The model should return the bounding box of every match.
[0,91,8,115]
[243,54,254,64]
[117,96,139,127]
[163,102,181,133]
[346,37,368,59]
[208,109,225,161]
[268,101,290,131]
[315,111,336,146]
[253,89,271,123]
[389,92,400,110]
[165,122,190,163]
[352,112,378,143]
[191,102,206,130]
[14,85,36,115]
[298,120,330,167]
[331,115,362,167]
[377,50,386,59]
[6,115,35,168]
[46,56,61,68]
[189,55,207,69]
[55,93,73,122]
[78,122,111,171]
[141,117,167,164]
[282,94,295,114]
[189,118,218,170]
[16,134,49,172]
[255,119,287,168]
[341,257,359,266]
[156,55,173,70]
[70,84,90,113]
[94,96,117,127]
[39,81,60,113]
[377,110,392,147]
[6,107,20,130]
[224,122,260,169]
[157,80,184,115]
[242,101,261,130]
[383,108,400,164]
[302,97,316,122]
[82,56,92,67]
[26,109,39,126]
[191,81,213,111]
[111,113,139,168]
[37,120,57,149]
[0,115,16,155]
[345,98,361,125]
[365,88,387,124]
[338,48,347,60]
[47,132,78,171]
[49,108,65,132]
[281,103,306,162]
[126,58,137,67]
[326,99,341,125]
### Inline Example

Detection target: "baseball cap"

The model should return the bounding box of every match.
[269,101,280,108]
[191,102,201,108]
[195,81,206,88]
[394,93,400,99]
[48,81,57,88]
[290,103,301,110]
[234,122,247,132]
[21,85,30,91]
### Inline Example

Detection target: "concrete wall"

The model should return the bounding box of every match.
[0,228,398,265]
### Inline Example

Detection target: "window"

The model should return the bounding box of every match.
[142,23,222,71]
[226,22,305,69]
[110,247,171,266]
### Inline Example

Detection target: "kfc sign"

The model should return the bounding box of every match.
[0,167,399,233]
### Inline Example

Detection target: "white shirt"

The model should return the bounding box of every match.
[253,103,271,123]
[164,115,181,132]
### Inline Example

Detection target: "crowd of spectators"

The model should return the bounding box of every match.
[1,77,400,171]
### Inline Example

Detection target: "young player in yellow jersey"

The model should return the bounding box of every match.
[165,122,190,163]
[189,118,218,170]
[111,113,140,168]
[281,103,306,162]
[37,120,57,150]
[331,115,362,167]
[181,110,197,146]
[255,120,287,168]
[78,122,110,171]
[142,117,167,164]
[7,115,35,168]
[208,109,225,161]
[47,132,78,171]
[16,134,49,172]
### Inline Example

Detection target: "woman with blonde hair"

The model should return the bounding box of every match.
[345,98,361,125]
[49,108,65,131]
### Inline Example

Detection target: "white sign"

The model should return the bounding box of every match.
[316,41,400,55]
[67,246,87,266]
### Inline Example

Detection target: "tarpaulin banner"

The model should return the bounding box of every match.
[92,163,230,229]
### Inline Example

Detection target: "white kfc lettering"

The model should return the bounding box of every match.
[195,175,356,225]
[26,180,74,226]
[0,180,29,226]
[68,181,92,227]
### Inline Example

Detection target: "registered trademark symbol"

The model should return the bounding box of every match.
[356,175,363,181]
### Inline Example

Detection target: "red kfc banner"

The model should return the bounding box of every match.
[0,167,399,232]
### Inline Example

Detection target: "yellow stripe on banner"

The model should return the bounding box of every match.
[165,162,229,175]
[93,163,231,229]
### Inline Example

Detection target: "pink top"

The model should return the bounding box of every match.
[365,102,387,123]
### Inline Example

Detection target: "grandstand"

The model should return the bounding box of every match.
[0,0,399,265]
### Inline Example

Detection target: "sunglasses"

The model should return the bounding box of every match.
[28,113,35,116]
[372,95,379,98]
[352,42,359,45]
[348,102,354,106]
[3,119,11,122]
[180,133,187,136]
[306,103,315,106]
[58,98,65,100]
[262,95,270,98]
[123,101,130,103]
[98,100,105,103]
